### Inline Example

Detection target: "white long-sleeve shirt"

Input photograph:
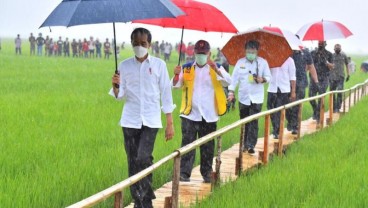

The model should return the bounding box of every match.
[268,57,296,93]
[229,57,271,105]
[173,63,231,122]
[109,55,175,129]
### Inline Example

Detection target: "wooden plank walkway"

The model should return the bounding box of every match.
[125,91,361,208]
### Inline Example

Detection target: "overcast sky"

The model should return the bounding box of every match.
[1,0,367,54]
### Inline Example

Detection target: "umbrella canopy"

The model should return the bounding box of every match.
[263,26,303,50]
[40,0,185,74]
[40,0,184,27]
[221,28,292,67]
[132,0,237,33]
[296,20,353,41]
[132,0,238,66]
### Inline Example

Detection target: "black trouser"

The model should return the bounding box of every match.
[180,117,217,178]
[267,89,290,135]
[329,78,344,111]
[239,102,262,149]
[286,86,306,130]
[122,126,158,206]
[309,78,329,120]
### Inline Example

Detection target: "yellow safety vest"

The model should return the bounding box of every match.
[180,64,227,116]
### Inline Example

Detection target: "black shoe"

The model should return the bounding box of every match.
[287,124,292,131]
[248,148,255,154]
[242,146,248,152]
[291,129,298,135]
[180,175,190,182]
[312,113,317,120]
[273,133,279,139]
[203,175,211,183]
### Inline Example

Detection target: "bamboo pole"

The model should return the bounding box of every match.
[349,89,352,110]
[342,91,346,114]
[263,114,270,164]
[171,154,181,208]
[278,109,285,156]
[297,103,303,139]
[354,88,357,105]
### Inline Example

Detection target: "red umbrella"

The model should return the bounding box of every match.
[296,20,353,41]
[132,0,238,66]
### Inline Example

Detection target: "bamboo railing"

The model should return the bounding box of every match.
[67,80,368,208]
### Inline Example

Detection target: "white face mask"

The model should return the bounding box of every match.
[133,46,148,58]
[195,54,208,66]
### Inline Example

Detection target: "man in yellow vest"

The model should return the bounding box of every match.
[173,40,231,183]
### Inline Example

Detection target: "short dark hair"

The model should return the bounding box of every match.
[245,40,260,50]
[131,27,152,43]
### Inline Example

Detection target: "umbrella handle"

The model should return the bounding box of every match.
[114,70,119,89]
[174,74,179,82]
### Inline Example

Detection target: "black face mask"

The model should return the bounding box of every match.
[335,49,341,54]
[318,45,325,50]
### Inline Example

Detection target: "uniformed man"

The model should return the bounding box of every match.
[29,33,36,55]
[330,44,349,113]
[309,41,334,122]
[286,45,319,134]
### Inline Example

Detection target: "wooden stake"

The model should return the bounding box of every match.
[278,109,285,156]
[114,191,123,208]
[297,103,303,139]
[263,115,270,164]
[319,97,325,129]
[171,155,181,208]
[328,93,333,125]
[215,136,222,185]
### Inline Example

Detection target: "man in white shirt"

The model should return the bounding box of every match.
[267,57,296,139]
[110,28,175,208]
[173,40,231,183]
[228,40,271,154]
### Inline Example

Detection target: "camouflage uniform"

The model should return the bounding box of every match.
[286,49,313,131]
[309,48,333,121]
[330,52,348,112]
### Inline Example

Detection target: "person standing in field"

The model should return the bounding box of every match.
[71,39,78,57]
[82,39,89,58]
[44,35,50,56]
[330,44,349,113]
[48,38,54,56]
[228,40,271,153]
[64,38,70,57]
[57,36,63,56]
[36,33,45,56]
[29,33,36,55]
[110,27,175,208]
[78,39,83,57]
[104,38,111,59]
[95,38,102,58]
[309,41,334,122]
[88,36,95,58]
[347,57,355,74]
[15,34,22,55]
[173,40,231,183]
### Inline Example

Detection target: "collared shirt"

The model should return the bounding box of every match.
[331,52,348,80]
[109,55,175,129]
[268,57,296,93]
[229,57,271,105]
[293,49,313,88]
[173,62,231,122]
[311,48,333,80]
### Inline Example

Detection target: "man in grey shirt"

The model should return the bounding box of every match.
[330,44,349,113]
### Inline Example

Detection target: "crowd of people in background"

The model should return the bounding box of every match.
[11,33,128,59]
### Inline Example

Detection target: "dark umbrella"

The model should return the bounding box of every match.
[40,0,184,75]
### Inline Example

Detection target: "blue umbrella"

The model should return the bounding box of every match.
[40,0,184,75]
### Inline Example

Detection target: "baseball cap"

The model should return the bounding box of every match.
[194,40,210,53]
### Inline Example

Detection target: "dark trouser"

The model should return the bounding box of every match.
[239,102,262,149]
[309,78,329,120]
[122,126,158,207]
[329,78,345,111]
[267,89,290,135]
[286,86,306,130]
[180,117,217,178]
[15,47,21,55]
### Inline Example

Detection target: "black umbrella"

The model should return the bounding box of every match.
[40,0,184,75]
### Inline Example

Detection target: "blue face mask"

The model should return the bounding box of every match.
[246,53,257,61]
[195,54,208,66]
